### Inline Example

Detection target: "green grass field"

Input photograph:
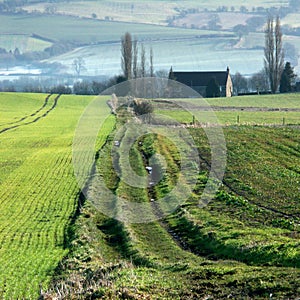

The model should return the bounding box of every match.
[0,92,115,299]
[154,94,300,125]
[208,93,300,107]
[0,92,47,126]
[0,92,299,298]
[154,108,300,125]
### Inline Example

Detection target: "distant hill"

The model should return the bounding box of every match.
[0,0,299,78]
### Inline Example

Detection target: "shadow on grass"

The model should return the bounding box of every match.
[97,218,155,268]
[167,210,300,268]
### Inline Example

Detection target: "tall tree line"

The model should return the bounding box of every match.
[121,32,133,80]
[264,15,284,93]
[121,32,154,80]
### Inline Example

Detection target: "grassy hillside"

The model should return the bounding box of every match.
[40,93,300,299]
[0,93,115,299]
[0,14,228,45]
[0,92,299,298]
[0,92,47,125]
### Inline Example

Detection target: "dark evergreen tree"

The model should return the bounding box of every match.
[168,66,176,80]
[280,62,296,93]
[280,72,290,93]
[13,48,20,57]
[206,77,220,98]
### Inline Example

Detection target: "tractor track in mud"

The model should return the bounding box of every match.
[0,94,51,127]
[0,94,61,135]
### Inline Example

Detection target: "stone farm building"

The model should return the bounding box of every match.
[170,67,233,97]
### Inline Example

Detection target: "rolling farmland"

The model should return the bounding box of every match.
[0,91,299,298]
[0,14,226,45]
[1,0,300,297]
[1,0,300,78]
[22,0,289,26]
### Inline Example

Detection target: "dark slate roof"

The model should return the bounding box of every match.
[173,71,229,87]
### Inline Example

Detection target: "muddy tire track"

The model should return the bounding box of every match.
[0,94,61,135]
[137,143,194,254]
[151,200,193,252]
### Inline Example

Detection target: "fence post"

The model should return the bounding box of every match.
[237,115,240,124]
[283,117,285,126]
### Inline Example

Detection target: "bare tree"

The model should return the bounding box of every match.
[140,43,146,77]
[121,32,132,80]
[150,47,154,77]
[264,15,284,93]
[232,72,248,95]
[73,57,86,77]
[248,69,269,94]
[133,38,138,79]
[120,33,155,79]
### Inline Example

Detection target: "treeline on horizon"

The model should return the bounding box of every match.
[0,66,298,96]
[0,41,74,73]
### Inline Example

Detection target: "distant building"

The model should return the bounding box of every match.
[169,67,233,97]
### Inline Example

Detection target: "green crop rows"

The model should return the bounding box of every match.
[0,93,115,299]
